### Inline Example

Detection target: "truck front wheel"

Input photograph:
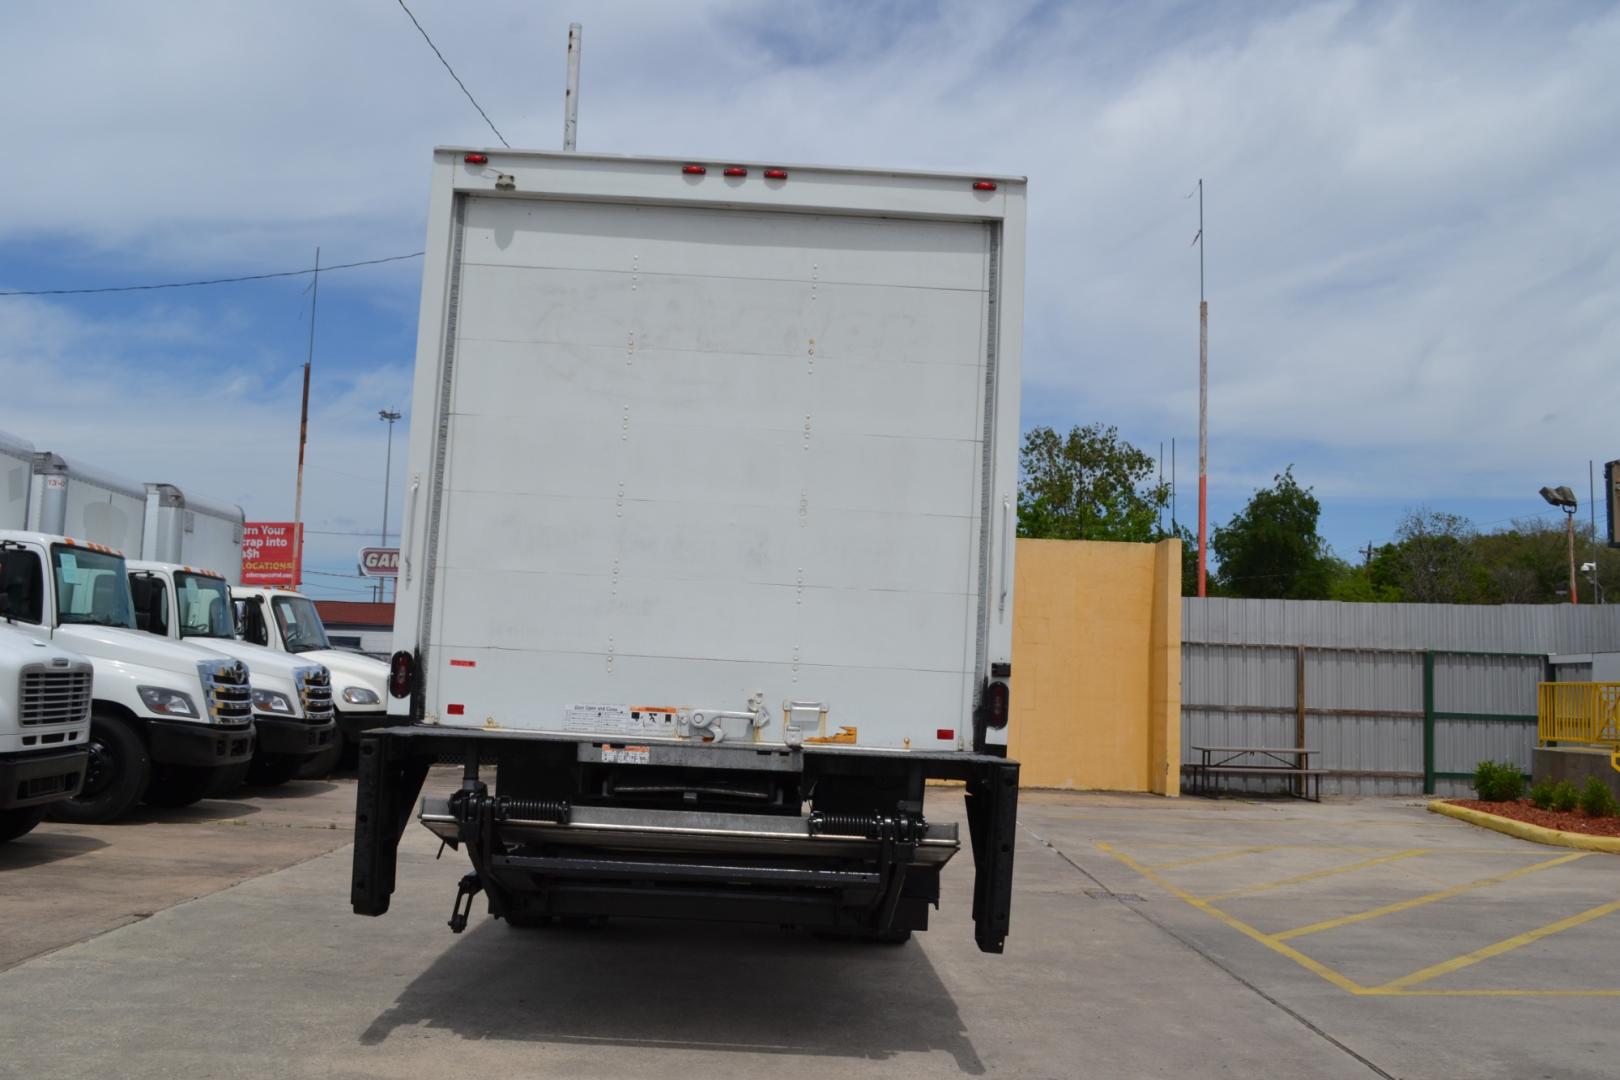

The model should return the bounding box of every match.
[0,807,47,843]
[142,765,216,809]
[46,715,150,825]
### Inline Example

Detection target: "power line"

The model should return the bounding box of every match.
[394,0,509,148]
[0,251,423,297]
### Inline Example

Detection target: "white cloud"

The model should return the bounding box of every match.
[3,0,1618,575]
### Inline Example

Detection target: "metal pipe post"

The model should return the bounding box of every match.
[293,246,319,589]
[1566,509,1578,605]
[564,23,581,151]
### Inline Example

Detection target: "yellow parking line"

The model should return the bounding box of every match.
[1197,849,1430,903]
[1098,842,1372,995]
[1274,852,1590,941]
[1146,846,1279,870]
[1378,898,1620,991]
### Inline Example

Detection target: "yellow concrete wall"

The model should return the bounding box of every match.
[1008,537,1182,794]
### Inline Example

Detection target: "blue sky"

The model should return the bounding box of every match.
[3,0,1617,597]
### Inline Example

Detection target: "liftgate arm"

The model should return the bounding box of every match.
[351,731,434,916]
[965,759,1019,954]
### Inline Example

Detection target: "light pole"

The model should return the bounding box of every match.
[1539,485,1579,605]
[379,409,402,602]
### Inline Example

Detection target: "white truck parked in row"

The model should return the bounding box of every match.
[0,624,93,843]
[231,586,389,770]
[129,562,336,786]
[352,149,1023,951]
[0,532,254,821]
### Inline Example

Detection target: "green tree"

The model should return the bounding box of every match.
[1211,467,1333,599]
[1388,509,1479,603]
[1017,424,1170,542]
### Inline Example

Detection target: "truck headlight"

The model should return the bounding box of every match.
[252,689,298,716]
[342,687,380,705]
[138,686,198,719]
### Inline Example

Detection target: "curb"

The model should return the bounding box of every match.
[1427,800,1620,854]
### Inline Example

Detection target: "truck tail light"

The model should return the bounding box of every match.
[985,681,1009,729]
[389,651,414,699]
[465,153,489,165]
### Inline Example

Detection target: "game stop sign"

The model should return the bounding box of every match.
[359,547,400,578]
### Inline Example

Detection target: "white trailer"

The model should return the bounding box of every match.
[28,453,148,555]
[0,430,33,532]
[142,484,245,580]
[354,149,1023,951]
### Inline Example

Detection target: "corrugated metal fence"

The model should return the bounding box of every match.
[1182,599,1620,797]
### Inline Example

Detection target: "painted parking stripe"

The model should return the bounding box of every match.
[1273,851,1590,941]
[1197,849,1431,903]
[1378,898,1620,991]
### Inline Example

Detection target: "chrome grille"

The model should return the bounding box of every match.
[19,666,92,726]
[204,660,252,725]
[296,666,334,724]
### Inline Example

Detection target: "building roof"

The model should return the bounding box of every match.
[314,600,394,629]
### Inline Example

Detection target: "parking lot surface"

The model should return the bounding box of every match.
[1,777,1616,1078]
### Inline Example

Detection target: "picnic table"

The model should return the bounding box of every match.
[1186,745,1323,801]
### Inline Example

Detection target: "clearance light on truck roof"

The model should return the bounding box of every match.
[464,153,489,165]
[723,167,747,177]
[763,168,788,180]
[682,164,706,175]
[972,180,997,191]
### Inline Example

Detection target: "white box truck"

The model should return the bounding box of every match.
[231,586,389,769]
[128,561,337,785]
[0,531,255,821]
[353,149,1023,952]
[0,624,93,842]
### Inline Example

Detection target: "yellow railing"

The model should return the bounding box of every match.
[1538,682,1620,750]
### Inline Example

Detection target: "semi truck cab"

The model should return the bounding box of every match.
[230,586,388,767]
[128,562,335,787]
[0,625,93,843]
[0,530,254,822]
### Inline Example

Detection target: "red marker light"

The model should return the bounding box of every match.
[937,728,955,741]
[388,650,414,699]
[446,703,465,716]
[763,168,788,180]
[465,153,489,165]
[723,167,747,177]
[973,180,996,191]
[682,164,706,175]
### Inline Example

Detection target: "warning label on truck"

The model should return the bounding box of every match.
[599,744,651,765]
[562,704,682,737]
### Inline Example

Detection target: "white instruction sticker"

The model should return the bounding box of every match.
[600,744,651,765]
[562,703,636,735]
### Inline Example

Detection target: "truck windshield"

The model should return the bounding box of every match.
[272,595,330,653]
[174,572,236,639]
[51,545,136,629]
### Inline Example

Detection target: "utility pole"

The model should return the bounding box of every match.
[563,23,581,151]
[293,247,319,589]
[1192,180,1209,597]
[378,409,402,602]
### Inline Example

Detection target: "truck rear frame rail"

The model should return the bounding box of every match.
[351,727,1018,953]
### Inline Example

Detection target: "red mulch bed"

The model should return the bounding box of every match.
[1448,799,1620,838]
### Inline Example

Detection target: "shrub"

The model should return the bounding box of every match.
[1471,760,1524,802]
[1578,778,1618,819]
[1527,781,1556,811]
[1550,780,1580,814]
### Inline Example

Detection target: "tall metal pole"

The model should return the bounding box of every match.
[1591,460,1601,603]
[563,23,581,151]
[378,409,401,602]
[293,246,319,589]
[1566,508,1579,605]
[1196,180,1209,597]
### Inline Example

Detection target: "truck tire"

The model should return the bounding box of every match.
[207,761,251,797]
[46,715,150,825]
[295,740,341,780]
[0,807,47,843]
[142,765,215,809]
[245,756,297,787]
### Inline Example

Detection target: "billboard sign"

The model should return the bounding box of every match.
[242,522,300,587]
[358,546,400,578]
[1607,461,1620,549]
